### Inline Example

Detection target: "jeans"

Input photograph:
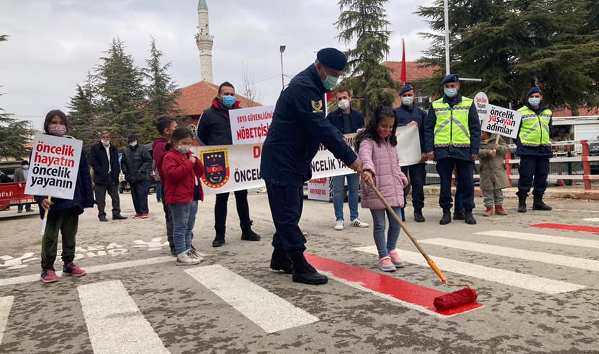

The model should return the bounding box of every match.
[41,208,79,270]
[94,181,121,217]
[214,190,251,235]
[131,180,150,215]
[331,174,359,221]
[370,207,402,258]
[517,156,550,197]
[156,182,162,202]
[265,181,306,252]
[169,201,198,256]
[483,189,504,208]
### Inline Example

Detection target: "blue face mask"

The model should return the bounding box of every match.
[222,95,236,108]
[444,87,458,98]
[528,97,541,107]
[322,75,339,91]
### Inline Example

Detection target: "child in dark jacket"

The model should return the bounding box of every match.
[162,127,204,265]
[35,110,95,283]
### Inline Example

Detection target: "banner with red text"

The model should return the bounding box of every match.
[481,104,522,139]
[229,105,274,145]
[25,134,82,200]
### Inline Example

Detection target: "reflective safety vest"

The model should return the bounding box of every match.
[517,106,552,146]
[432,96,473,148]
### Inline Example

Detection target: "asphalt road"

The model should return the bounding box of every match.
[1,192,598,353]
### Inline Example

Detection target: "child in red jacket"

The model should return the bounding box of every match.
[162,127,204,265]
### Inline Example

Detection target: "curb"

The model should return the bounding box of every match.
[423,186,599,200]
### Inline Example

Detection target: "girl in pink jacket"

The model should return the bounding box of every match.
[356,106,410,272]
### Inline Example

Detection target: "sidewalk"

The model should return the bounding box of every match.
[423,185,599,200]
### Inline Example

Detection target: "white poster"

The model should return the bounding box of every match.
[25,134,82,200]
[194,127,422,195]
[475,92,490,122]
[481,104,522,139]
[228,105,274,145]
[307,178,330,201]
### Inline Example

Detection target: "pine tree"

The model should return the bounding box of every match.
[336,0,397,119]
[0,106,32,161]
[68,74,98,148]
[95,38,145,145]
[138,39,179,143]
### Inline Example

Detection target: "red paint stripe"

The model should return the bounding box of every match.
[305,253,482,317]
[531,223,599,234]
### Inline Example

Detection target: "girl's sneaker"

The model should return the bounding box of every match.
[40,270,59,283]
[176,251,201,266]
[483,207,494,217]
[388,250,404,268]
[378,256,396,272]
[63,263,87,277]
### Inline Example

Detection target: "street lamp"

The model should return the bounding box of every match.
[279,45,286,91]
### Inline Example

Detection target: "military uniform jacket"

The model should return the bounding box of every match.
[261,65,357,185]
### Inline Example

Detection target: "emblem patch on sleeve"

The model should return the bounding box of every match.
[311,100,323,113]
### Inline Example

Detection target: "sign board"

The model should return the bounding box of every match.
[474,92,489,122]
[228,105,274,145]
[307,178,330,201]
[25,134,82,200]
[481,104,522,139]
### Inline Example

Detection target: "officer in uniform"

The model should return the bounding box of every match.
[261,48,363,285]
[394,84,428,222]
[516,86,553,212]
[424,74,481,225]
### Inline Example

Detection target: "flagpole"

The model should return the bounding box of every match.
[443,0,451,75]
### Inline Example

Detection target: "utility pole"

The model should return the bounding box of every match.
[280,45,286,91]
[443,0,450,75]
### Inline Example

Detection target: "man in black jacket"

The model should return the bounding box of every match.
[121,134,153,218]
[89,131,127,222]
[261,48,363,285]
[326,87,368,231]
[394,84,428,222]
[197,82,261,247]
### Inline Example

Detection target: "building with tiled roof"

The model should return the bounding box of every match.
[383,61,440,108]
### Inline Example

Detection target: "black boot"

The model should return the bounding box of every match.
[241,223,261,241]
[212,233,225,247]
[270,249,293,274]
[464,211,477,225]
[518,195,527,213]
[533,195,552,211]
[414,209,425,223]
[440,209,452,225]
[288,251,328,285]
[112,214,127,220]
[453,209,465,220]
[99,215,108,222]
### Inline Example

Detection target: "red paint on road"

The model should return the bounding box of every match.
[531,223,599,234]
[305,253,483,317]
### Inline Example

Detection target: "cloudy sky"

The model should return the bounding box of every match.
[0,0,435,129]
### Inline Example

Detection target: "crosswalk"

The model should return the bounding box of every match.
[0,227,598,352]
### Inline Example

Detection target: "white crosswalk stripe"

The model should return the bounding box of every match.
[78,280,169,354]
[185,264,319,333]
[582,218,599,222]
[353,246,585,294]
[0,296,14,346]
[474,230,599,249]
[420,238,599,272]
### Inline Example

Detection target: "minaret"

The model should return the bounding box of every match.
[195,0,213,83]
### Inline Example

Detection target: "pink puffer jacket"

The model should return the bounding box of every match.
[359,138,409,210]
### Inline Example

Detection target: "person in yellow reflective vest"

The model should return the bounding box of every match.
[516,86,554,212]
[424,74,481,225]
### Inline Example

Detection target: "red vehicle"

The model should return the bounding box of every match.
[0,182,35,211]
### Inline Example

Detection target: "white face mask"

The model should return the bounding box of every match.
[101,139,110,147]
[401,96,414,106]
[176,144,191,154]
[22,165,29,170]
[338,99,351,111]
[528,97,541,107]
[444,87,458,98]
[129,141,138,147]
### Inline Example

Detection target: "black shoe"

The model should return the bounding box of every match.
[518,195,527,213]
[464,211,477,225]
[533,196,552,211]
[212,235,225,248]
[99,215,108,222]
[270,249,293,274]
[440,209,451,225]
[453,209,465,220]
[241,229,261,241]
[288,251,328,285]
[112,214,127,220]
[414,210,425,223]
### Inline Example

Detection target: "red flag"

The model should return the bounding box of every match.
[400,39,407,84]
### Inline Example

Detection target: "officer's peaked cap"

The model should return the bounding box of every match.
[441,74,459,85]
[399,84,414,96]
[527,86,542,97]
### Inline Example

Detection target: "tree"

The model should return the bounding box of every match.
[94,38,145,144]
[241,63,259,103]
[138,39,179,143]
[0,104,32,161]
[336,0,397,119]
[68,74,98,148]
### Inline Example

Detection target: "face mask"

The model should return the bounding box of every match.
[22,165,29,170]
[322,75,339,91]
[129,141,138,147]
[528,97,541,107]
[401,96,414,106]
[222,95,236,108]
[444,87,458,98]
[48,124,67,137]
[176,144,191,154]
[101,139,110,146]
[338,99,350,110]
